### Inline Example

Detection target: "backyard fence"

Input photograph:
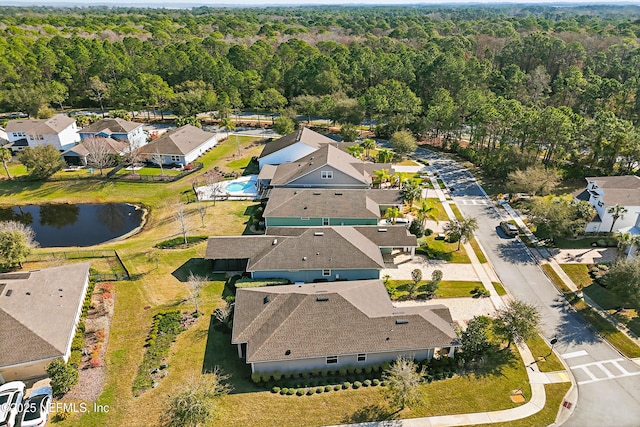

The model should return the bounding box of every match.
[26,249,131,281]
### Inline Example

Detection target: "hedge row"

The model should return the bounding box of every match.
[251,363,388,384]
[235,278,290,288]
[272,379,383,396]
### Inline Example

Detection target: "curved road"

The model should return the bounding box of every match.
[417,147,640,427]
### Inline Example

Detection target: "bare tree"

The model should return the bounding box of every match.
[187,272,208,314]
[194,198,208,227]
[382,356,426,411]
[125,146,144,175]
[173,203,190,245]
[83,136,115,175]
[151,147,165,176]
[205,172,226,206]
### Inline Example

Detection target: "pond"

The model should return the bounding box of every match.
[0,203,145,248]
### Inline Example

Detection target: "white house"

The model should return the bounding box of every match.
[0,263,90,383]
[573,176,640,233]
[258,127,338,170]
[79,118,147,149]
[4,114,80,151]
[138,125,218,167]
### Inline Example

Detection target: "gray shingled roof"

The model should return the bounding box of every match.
[232,280,459,363]
[0,263,90,368]
[205,227,386,271]
[259,127,336,159]
[138,125,215,156]
[62,137,128,157]
[584,176,640,206]
[5,114,76,135]
[263,188,403,219]
[270,144,370,186]
[266,226,418,248]
[80,118,141,134]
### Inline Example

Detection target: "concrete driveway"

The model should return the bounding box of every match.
[551,248,617,264]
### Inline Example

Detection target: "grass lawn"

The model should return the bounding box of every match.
[417,234,471,263]
[116,166,183,177]
[553,236,616,249]
[541,265,640,358]
[525,334,565,372]
[469,237,487,263]
[414,198,449,222]
[394,159,420,166]
[492,282,507,296]
[559,264,593,289]
[386,280,486,299]
[450,203,464,220]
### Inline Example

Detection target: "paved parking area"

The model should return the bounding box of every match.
[394,297,496,324]
[382,254,481,282]
[552,248,617,264]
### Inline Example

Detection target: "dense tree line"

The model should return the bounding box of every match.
[1,5,640,177]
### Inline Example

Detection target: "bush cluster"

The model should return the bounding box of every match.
[155,236,208,249]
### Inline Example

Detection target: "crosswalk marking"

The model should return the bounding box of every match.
[571,358,640,385]
[457,199,489,205]
[580,366,600,382]
[572,358,624,370]
[612,360,631,375]
[599,364,616,378]
[562,350,588,359]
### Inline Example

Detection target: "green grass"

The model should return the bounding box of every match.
[416,198,449,222]
[469,238,487,263]
[553,236,616,249]
[559,264,593,289]
[541,265,640,358]
[386,280,486,299]
[417,235,471,263]
[492,282,507,296]
[450,204,464,221]
[525,334,565,372]
[394,159,419,166]
[116,166,183,177]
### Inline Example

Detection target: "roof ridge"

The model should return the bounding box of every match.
[332,227,385,267]
[0,309,61,363]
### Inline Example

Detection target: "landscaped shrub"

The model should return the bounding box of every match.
[352,381,362,389]
[296,389,305,396]
[381,362,391,371]
[261,374,271,383]
[325,385,332,392]
[339,368,347,376]
[372,379,380,386]
[316,387,323,394]
[272,386,281,393]
[155,236,207,249]
[364,366,372,374]
[273,371,282,381]
[251,372,261,383]
[286,389,295,395]
[342,382,351,389]
[235,278,290,288]
[333,384,341,391]
[321,369,328,377]
[306,389,314,395]
[446,371,454,378]
[312,369,320,376]
[279,388,288,395]
[354,367,363,375]
[363,380,372,387]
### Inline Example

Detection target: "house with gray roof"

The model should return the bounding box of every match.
[0,263,90,383]
[258,127,338,170]
[205,226,416,282]
[5,114,80,151]
[232,280,460,374]
[137,125,218,167]
[62,136,129,166]
[79,117,146,149]
[573,176,640,233]
[263,188,404,227]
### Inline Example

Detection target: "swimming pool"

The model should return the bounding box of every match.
[226,181,255,192]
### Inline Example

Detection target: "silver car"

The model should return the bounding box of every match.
[0,381,26,427]
[20,386,53,427]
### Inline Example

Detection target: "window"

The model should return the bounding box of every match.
[326,356,338,364]
[37,135,44,140]
[322,269,331,276]
[170,155,181,162]
[321,170,333,179]
[357,354,366,362]
[300,217,310,221]
[28,135,34,140]
[322,218,329,226]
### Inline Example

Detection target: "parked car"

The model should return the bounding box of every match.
[0,381,26,427]
[379,218,410,225]
[499,221,519,237]
[20,386,52,427]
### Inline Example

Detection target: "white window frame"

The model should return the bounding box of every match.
[170,155,181,162]
[322,218,329,226]
[300,217,310,221]
[326,356,338,364]
[321,170,333,179]
[357,353,366,362]
[322,269,331,277]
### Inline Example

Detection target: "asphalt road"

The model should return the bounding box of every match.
[417,147,640,427]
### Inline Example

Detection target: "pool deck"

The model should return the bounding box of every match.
[195,175,259,201]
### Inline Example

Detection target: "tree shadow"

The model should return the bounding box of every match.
[550,296,601,346]
[171,258,215,282]
[494,240,536,265]
[466,344,518,378]
[242,203,263,235]
[342,404,401,424]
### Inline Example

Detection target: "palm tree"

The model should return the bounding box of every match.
[608,204,628,232]
[614,232,637,260]
[346,144,364,159]
[401,180,422,206]
[385,207,400,225]
[377,148,394,164]
[373,169,392,188]
[413,199,438,227]
[0,148,12,180]
[361,138,376,158]
[444,217,479,251]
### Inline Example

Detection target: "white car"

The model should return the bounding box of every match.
[379,218,410,225]
[0,381,26,427]
[20,386,52,427]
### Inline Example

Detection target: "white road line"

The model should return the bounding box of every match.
[598,363,616,379]
[612,360,631,375]
[572,358,623,369]
[562,350,588,359]
[578,371,640,385]
[580,366,600,382]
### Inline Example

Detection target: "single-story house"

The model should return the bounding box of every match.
[5,114,80,151]
[205,226,417,282]
[573,176,640,233]
[260,144,393,192]
[79,118,147,149]
[62,136,128,166]
[232,280,460,374]
[0,263,91,384]
[137,125,218,167]
[263,188,404,227]
[258,127,339,170]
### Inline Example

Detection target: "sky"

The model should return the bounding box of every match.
[4,0,640,7]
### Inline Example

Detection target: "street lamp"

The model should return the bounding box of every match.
[544,337,558,359]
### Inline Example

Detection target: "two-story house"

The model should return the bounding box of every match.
[258,127,339,170]
[79,118,147,150]
[5,114,80,151]
[137,125,218,167]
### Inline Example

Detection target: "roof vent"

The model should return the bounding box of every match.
[395,319,409,325]
[26,292,31,296]
[378,228,387,232]
[272,239,278,245]
[334,192,343,195]
[316,252,320,255]
[392,311,405,315]
[313,192,321,195]
[263,295,270,304]
[5,289,12,297]
[316,296,329,302]
[302,256,307,261]
[314,232,324,236]
[285,349,291,355]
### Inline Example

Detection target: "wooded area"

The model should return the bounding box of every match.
[1,5,640,178]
